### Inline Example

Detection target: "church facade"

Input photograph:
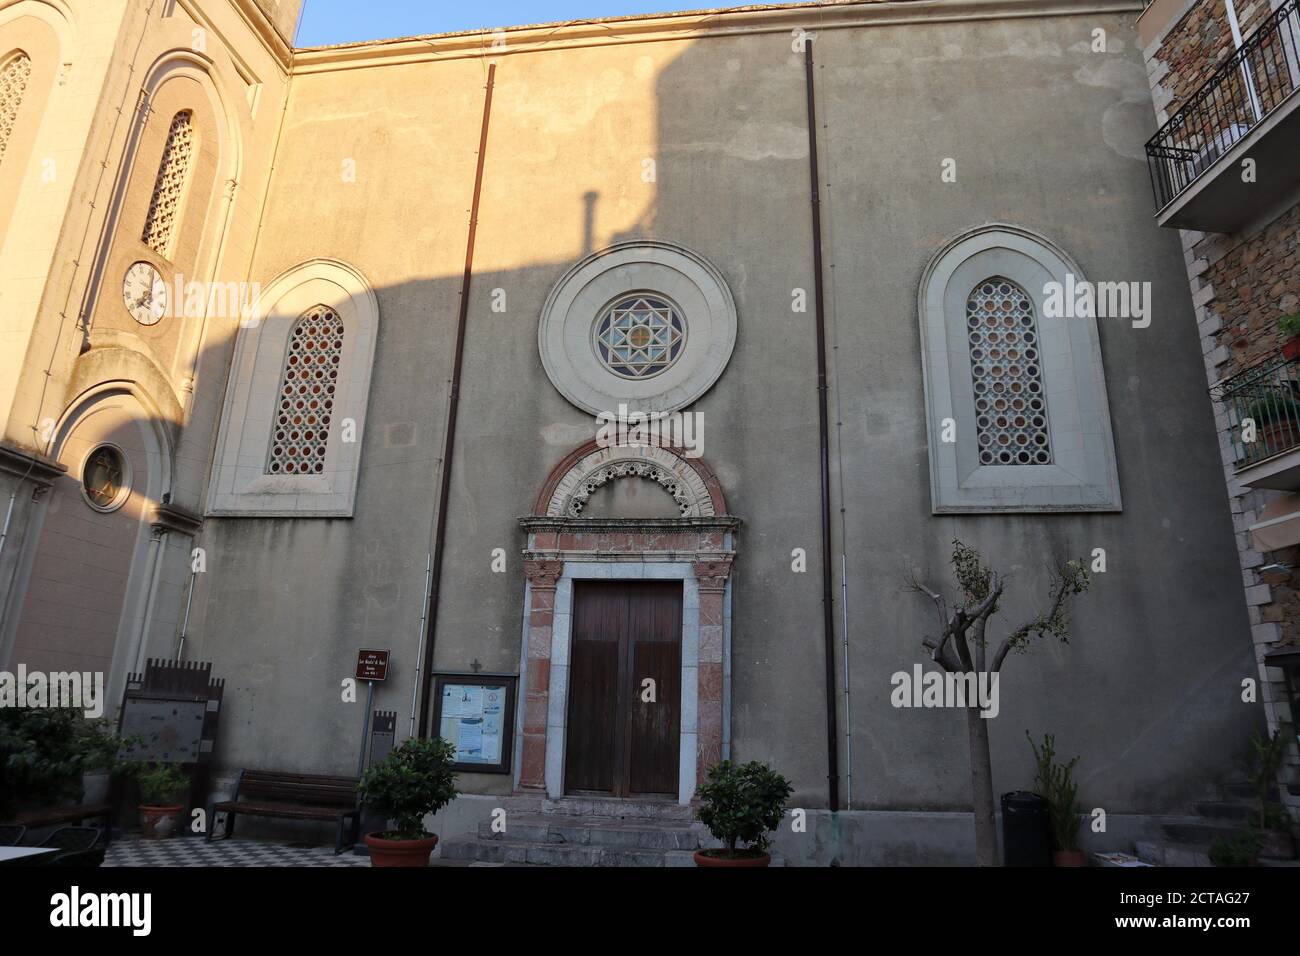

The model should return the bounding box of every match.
[0,0,1269,864]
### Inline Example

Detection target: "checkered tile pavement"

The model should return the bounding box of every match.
[103,836,370,867]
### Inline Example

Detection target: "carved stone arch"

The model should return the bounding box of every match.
[534,439,728,518]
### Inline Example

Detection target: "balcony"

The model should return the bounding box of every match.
[1214,348,1300,489]
[1145,0,1300,232]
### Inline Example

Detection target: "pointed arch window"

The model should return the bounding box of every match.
[141,110,195,257]
[266,305,344,476]
[0,51,33,164]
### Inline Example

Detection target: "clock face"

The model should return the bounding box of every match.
[122,261,167,326]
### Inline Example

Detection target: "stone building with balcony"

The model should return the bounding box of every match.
[1139,0,1300,813]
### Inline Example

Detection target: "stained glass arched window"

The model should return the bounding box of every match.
[141,110,195,256]
[593,293,686,379]
[267,305,343,476]
[967,277,1052,466]
[0,51,32,165]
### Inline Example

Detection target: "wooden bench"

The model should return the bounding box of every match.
[207,770,360,854]
[7,805,113,844]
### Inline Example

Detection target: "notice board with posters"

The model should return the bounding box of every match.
[432,673,516,774]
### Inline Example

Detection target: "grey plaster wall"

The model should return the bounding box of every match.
[186,8,1260,817]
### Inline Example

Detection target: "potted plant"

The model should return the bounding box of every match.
[1249,724,1295,860]
[694,759,792,867]
[132,763,189,839]
[0,707,129,818]
[357,736,458,867]
[1209,831,1261,867]
[1279,313,1300,360]
[1028,732,1084,866]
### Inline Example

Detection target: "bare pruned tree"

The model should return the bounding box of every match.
[906,540,1090,866]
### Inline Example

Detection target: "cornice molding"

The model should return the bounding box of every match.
[152,501,204,536]
[229,0,293,71]
[290,0,1145,74]
[0,441,66,487]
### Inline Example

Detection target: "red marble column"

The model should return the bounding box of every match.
[519,559,563,792]
[693,556,733,787]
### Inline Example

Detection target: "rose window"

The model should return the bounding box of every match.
[593,294,685,379]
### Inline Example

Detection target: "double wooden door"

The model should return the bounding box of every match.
[565,580,682,797]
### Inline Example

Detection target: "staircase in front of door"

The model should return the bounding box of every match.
[439,795,787,867]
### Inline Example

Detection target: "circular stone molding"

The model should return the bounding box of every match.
[538,241,737,415]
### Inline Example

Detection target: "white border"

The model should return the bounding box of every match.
[546,562,701,806]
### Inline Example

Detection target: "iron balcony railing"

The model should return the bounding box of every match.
[1213,349,1300,468]
[1146,0,1300,212]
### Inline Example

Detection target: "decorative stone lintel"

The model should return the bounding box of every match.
[519,516,741,533]
[0,441,66,488]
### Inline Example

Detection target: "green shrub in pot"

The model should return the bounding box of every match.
[694,759,792,867]
[357,736,458,867]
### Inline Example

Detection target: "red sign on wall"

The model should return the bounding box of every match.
[355,649,391,682]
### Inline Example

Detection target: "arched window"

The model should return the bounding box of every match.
[0,51,32,164]
[267,305,344,476]
[918,225,1121,513]
[208,260,378,518]
[141,110,195,257]
[967,276,1052,467]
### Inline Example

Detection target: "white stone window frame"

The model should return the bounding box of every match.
[531,562,705,806]
[918,225,1122,513]
[539,240,738,416]
[207,259,378,517]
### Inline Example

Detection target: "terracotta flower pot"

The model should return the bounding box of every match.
[138,804,183,840]
[1282,336,1300,361]
[1052,850,1087,867]
[364,831,439,867]
[693,848,771,867]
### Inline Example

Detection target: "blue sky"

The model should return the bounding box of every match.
[295,1,721,46]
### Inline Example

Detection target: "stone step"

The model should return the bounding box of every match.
[1222,780,1277,801]
[1193,801,1254,821]
[1162,822,1244,844]
[442,834,786,868]
[1135,840,1212,867]
[478,812,702,850]
[441,835,701,867]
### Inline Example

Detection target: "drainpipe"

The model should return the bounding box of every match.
[1224,0,1264,123]
[802,38,841,813]
[416,63,497,737]
[175,544,198,661]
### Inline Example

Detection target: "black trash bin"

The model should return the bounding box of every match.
[1001,790,1051,867]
